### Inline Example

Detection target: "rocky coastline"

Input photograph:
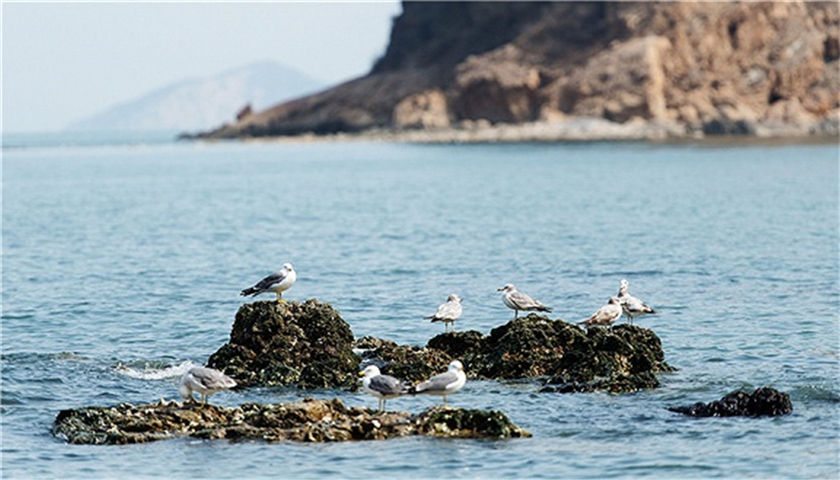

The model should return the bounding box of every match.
[183,2,839,144]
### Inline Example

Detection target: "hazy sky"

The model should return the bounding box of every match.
[2,2,402,133]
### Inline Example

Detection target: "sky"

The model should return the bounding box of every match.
[1,1,402,133]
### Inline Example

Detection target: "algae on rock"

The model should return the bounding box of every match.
[52,398,531,445]
[207,300,359,389]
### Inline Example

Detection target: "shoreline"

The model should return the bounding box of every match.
[184,116,840,147]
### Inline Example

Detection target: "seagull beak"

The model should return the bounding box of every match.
[496,287,503,291]
[358,371,365,377]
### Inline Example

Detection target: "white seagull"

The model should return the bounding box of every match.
[617,279,656,325]
[179,366,237,406]
[240,263,296,302]
[497,284,552,319]
[410,360,467,405]
[425,294,463,332]
[579,296,623,328]
[359,365,409,412]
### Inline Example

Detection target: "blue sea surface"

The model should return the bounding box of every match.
[2,136,838,479]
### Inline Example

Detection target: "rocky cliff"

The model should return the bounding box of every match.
[191,1,838,141]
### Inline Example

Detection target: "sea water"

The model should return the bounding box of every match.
[2,136,838,478]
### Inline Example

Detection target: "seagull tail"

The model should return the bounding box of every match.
[240,287,257,297]
[538,305,553,313]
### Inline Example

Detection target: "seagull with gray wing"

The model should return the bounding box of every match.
[425,294,463,332]
[579,296,623,328]
[410,360,467,405]
[179,366,237,407]
[240,263,296,302]
[617,279,656,324]
[359,365,409,412]
[498,284,552,319]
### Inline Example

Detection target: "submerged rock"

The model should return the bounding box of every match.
[52,398,531,445]
[668,387,793,417]
[207,300,359,389]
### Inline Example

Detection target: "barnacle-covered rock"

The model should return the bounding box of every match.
[52,398,530,445]
[207,300,359,389]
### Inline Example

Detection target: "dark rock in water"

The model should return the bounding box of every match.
[668,387,793,417]
[52,398,531,445]
[207,300,359,389]
[413,407,531,439]
[423,315,672,394]
[541,323,673,394]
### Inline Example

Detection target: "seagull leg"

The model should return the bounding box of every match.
[514,310,519,320]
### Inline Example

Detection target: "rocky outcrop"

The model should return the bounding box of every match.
[207,300,359,389]
[189,2,839,141]
[668,387,793,417]
[204,301,670,394]
[360,314,673,394]
[52,398,531,445]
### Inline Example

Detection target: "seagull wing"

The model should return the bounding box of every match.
[434,300,462,321]
[368,374,406,396]
[414,370,460,394]
[189,367,236,390]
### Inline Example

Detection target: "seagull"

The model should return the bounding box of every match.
[617,279,656,325]
[240,263,296,302]
[359,365,409,412]
[410,360,467,405]
[579,296,623,328]
[425,294,463,332]
[497,284,552,319]
[179,366,237,406]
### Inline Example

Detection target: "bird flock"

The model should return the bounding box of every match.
[181,262,657,413]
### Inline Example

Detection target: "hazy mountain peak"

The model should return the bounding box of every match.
[67,61,325,132]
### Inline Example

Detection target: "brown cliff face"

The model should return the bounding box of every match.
[195,1,839,139]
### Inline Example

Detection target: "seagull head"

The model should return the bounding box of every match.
[497,284,515,293]
[448,293,462,303]
[620,279,629,289]
[283,263,294,272]
[448,360,464,372]
[359,365,381,378]
[609,296,622,305]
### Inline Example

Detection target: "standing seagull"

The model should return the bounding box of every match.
[410,360,467,405]
[425,294,463,333]
[240,263,296,302]
[617,279,656,325]
[179,366,237,406]
[497,284,552,319]
[359,365,408,412]
[579,297,623,328]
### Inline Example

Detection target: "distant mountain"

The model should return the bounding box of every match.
[67,61,325,132]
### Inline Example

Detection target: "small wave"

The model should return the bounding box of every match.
[114,359,196,380]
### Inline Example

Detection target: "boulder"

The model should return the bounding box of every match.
[52,398,531,445]
[668,386,793,417]
[207,300,359,389]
